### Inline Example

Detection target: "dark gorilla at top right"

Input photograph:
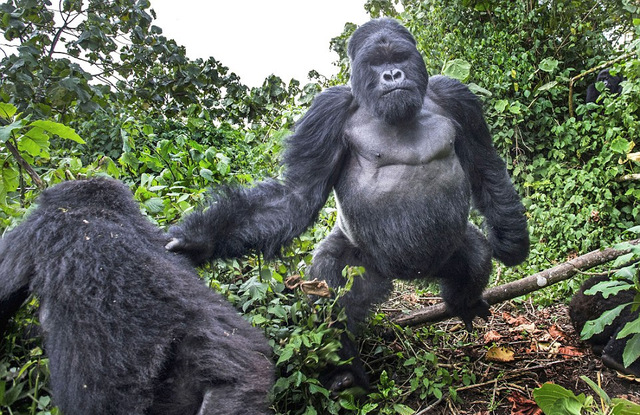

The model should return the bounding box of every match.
[585,68,624,104]
[168,18,530,393]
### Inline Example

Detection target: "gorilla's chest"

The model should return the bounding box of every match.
[342,109,461,194]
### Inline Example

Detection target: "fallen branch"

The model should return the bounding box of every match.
[394,239,640,327]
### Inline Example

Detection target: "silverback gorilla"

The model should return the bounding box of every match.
[569,276,640,377]
[168,18,529,392]
[0,178,273,415]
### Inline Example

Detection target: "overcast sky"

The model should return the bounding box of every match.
[149,1,370,87]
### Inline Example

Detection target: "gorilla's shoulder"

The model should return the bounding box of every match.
[311,85,354,107]
[428,75,474,98]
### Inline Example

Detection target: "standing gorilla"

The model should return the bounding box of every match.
[169,18,529,392]
[0,178,273,415]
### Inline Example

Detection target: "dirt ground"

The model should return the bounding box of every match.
[368,292,640,414]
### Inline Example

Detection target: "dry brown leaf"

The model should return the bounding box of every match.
[284,275,331,297]
[484,330,503,343]
[557,346,584,358]
[486,345,515,362]
[507,391,543,415]
[548,324,566,340]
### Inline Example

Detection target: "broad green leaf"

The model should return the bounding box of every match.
[494,99,508,112]
[622,333,640,368]
[539,58,559,73]
[618,317,640,339]
[19,126,51,158]
[442,59,471,81]
[0,119,25,143]
[199,168,215,182]
[0,102,17,119]
[143,197,164,214]
[581,303,630,339]
[30,119,85,144]
[611,398,640,415]
[584,280,634,298]
[533,383,585,415]
[610,137,632,154]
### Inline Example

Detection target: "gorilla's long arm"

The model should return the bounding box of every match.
[169,86,354,265]
[428,76,529,266]
[0,230,33,339]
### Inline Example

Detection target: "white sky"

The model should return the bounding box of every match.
[149,1,371,87]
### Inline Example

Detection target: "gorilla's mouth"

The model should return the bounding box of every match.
[381,87,410,96]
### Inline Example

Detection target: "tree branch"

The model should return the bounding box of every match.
[4,140,45,190]
[394,239,640,327]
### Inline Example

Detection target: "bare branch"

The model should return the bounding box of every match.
[394,239,640,327]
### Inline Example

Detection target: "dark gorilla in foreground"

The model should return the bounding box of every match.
[569,275,640,377]
[169,18,529,392]
[0,178,273,415]
[585,68,624,104]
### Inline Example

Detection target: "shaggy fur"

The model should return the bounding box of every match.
[169,18,529,392]
[0,178,273,415]
[569,275,640,377]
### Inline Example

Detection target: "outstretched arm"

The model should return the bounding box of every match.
[428,76,529,266]
[168,86,354,265]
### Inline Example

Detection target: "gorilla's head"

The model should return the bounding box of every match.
[595,69,623,95]
[348,18,429,125]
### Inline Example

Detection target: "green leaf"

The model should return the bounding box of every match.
[622,333,640,369]
[536,81,558,94]
[610,137,631,154]
[393,404,416,415]
[494,99,508,113]
[538,58,559,73]
[579,375,610,405]
[143,197,164,214]
[584,280,634,298]
[467,83,492,96]
[533,383,585,415]
[29,119,85,144]
[0,102,17,119]
[611,398,640,415]
[0,119,25,143]
[581,303,630,339]
[442,59,471,81]
[276,346,294,365]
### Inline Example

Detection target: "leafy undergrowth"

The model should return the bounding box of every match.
[356,281,640,414]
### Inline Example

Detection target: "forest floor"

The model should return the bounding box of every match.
[364,286,640,414]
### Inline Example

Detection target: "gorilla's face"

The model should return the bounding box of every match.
[348,20,429,125]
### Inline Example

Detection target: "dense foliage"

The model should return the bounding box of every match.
[0,0,639,413]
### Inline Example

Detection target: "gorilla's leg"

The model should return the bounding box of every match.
[435,223,492,330]
[309,227,394,393]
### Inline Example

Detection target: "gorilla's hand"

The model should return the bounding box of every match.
[165,226,213,266]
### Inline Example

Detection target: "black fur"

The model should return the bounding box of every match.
[169,18,529,392]
[569,275,640,377]
[0,178,273,415]
[585,69,623,104]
